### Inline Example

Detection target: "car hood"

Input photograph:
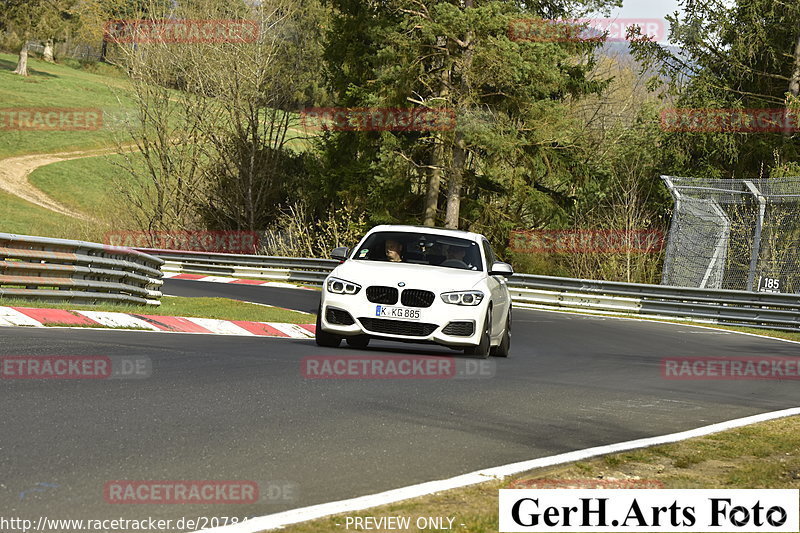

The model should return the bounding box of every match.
[330,260,485,292]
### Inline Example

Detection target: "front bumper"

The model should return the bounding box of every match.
[320,291,486,347]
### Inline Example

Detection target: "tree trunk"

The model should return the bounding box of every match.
[784,34,800,136]
[444,131,466,228]
[422,35,449,227]
[789,34,800,96]
[443,0,474,229]
[13,42,29,76]
[423,140,443,226]
[43,39,55,63]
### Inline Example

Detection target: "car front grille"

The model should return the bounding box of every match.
[442,321,475,336]
[358,317,438,337]
[400,289,435,308]
[326,307,355,325]
[366,286,398,305]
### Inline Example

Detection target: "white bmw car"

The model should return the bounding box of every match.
[315,225,514,357]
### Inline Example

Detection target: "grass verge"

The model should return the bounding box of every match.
[279,416,800,533]
[688,323,800,343]
[0,295,313,324]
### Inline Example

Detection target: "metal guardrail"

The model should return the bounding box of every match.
[140,248,337,285]
[142,249,800,332]
[508,274,800,332]
[1,234,164,306]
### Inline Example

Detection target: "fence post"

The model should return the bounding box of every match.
[660,176,680,285]
[743,180,766,292]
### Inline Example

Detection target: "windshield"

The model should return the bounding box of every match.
[352,231,483,271]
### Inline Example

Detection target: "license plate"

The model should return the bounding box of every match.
[375,305,420,321]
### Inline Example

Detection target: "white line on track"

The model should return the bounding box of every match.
[512,304,800,346]
[198,407,800,533]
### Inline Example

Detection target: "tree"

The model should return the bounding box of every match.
[319,0,620,233]
[630,0,800,178]
[114,0,327,235]
[72,0,152,63]
[3,0,77,75]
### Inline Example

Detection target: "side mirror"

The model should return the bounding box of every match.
[331,247,350,262]
[489,261,514,277]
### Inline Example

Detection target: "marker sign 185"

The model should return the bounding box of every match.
[758,276,781,293]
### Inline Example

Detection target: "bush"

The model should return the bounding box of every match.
[260,201,368,258]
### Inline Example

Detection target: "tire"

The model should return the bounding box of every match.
[491,309,511,358]
[346,335,370,349]
[315,306,341,347]
[464,308,491,358]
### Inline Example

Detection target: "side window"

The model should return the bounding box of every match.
[481,240,495,269]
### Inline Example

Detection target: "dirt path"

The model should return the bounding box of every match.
[0,128,310,222]
[0,147,126,221]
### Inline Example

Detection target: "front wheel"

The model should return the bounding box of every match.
[315,306,341,348]
[490,309,511,358]
[464,308,491,358]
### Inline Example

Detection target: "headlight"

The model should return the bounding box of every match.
[440,290,484,306]
[326,277,362,295]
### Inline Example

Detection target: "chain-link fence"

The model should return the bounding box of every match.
[661,176,800,293]
[23,39,105,62]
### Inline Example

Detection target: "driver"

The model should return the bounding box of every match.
[385,239,403,262]
[441,244,470,268]
[446,245,466,262]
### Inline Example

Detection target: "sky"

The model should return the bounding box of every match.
[611,0,682,42]
[614,0,682,19]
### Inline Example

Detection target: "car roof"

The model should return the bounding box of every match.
[366,224,485,242]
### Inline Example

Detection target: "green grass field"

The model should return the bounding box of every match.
[0,53,136,158]
[25,151,148,240]
[0,52,312,240]
[0,51,310,160]
[0,52,138,239]
[1,151,148,242]
[0,189,86,238]
[27,154,125,220]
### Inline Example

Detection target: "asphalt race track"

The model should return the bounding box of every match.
[161,279,320,314]
[1,279,798,526]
